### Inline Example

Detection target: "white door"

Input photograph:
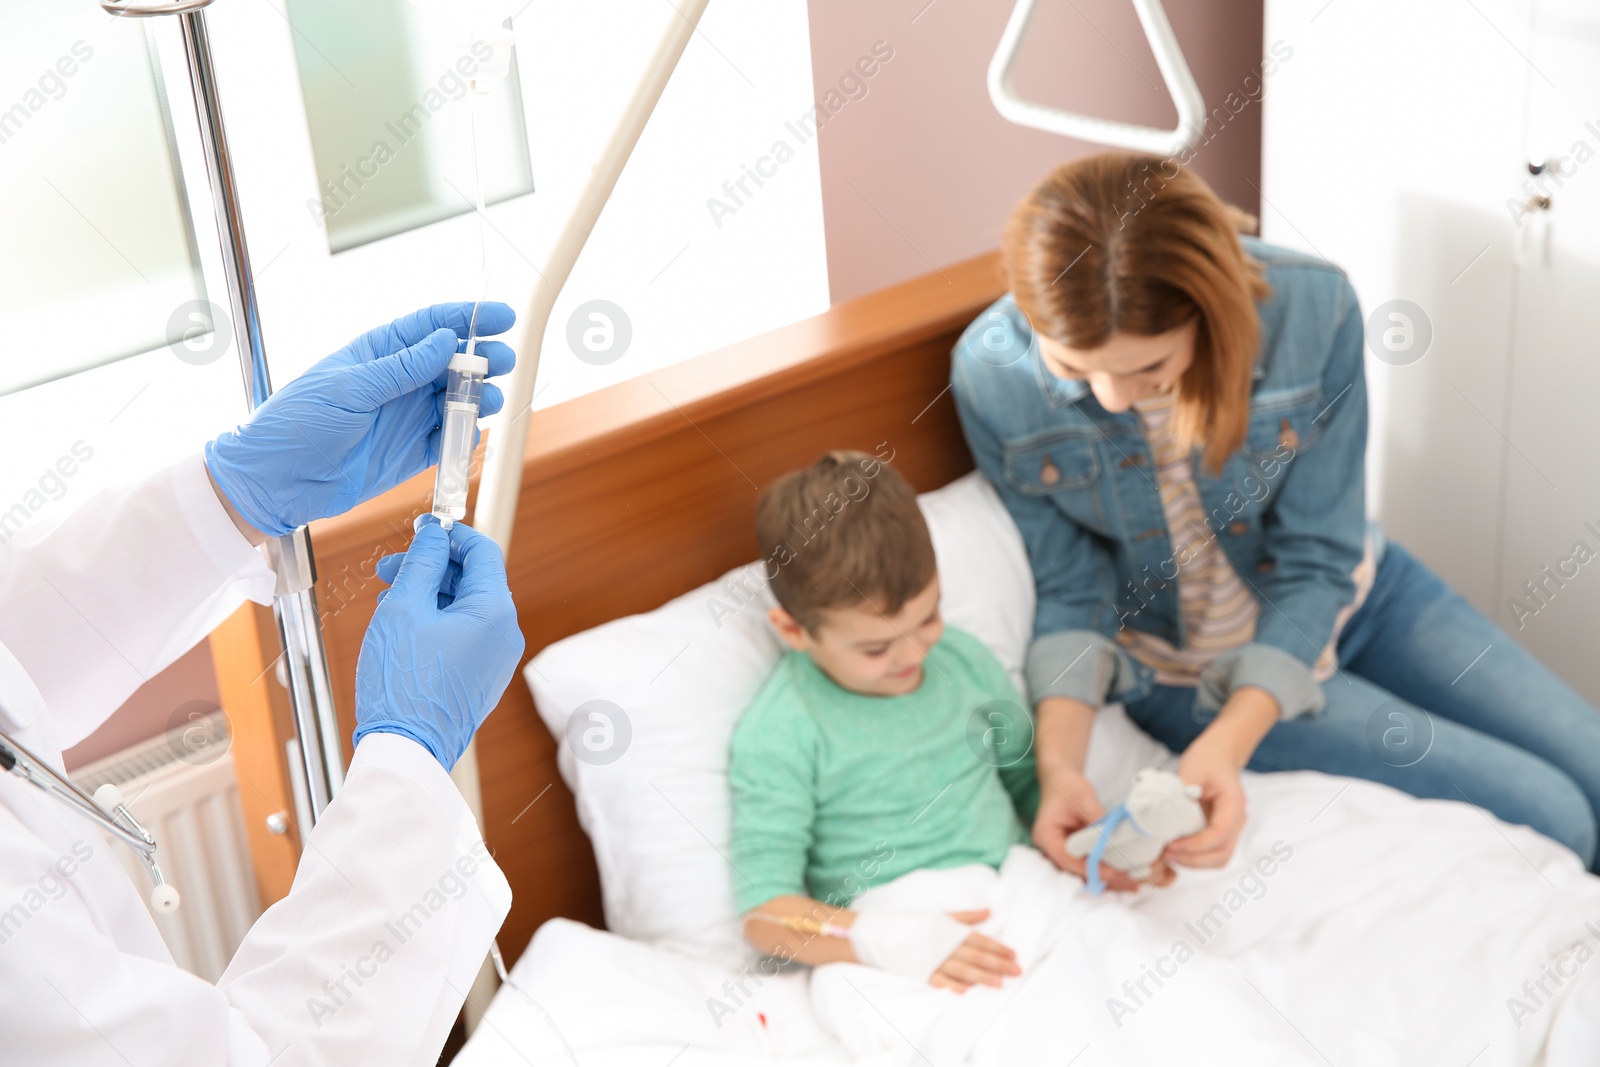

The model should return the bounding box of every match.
[1265,0,1600,701]
[1261,0,1532,611]
[1497,0,1600,698]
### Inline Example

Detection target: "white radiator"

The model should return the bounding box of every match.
[71,710,262,982]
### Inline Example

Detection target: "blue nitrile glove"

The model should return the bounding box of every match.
[204,302,517,537]
[351,517,525,770]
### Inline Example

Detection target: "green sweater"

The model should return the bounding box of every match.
[728,626,1039,914]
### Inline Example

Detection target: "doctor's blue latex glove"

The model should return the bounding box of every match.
[204,302,516,537]
[351,517,525,771]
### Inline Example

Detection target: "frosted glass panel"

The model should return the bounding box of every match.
[0,4,206,395]
[286,0,534,253]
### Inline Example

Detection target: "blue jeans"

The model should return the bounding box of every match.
[1121,540,1600,869]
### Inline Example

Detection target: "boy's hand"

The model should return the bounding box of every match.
[929,909,1022,994]
[1034,768,1145,892]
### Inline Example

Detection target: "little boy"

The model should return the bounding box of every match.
[729,451,1039,993]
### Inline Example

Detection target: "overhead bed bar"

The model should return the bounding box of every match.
[987,0,1204,155]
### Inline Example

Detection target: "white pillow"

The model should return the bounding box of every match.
[525,471,1173,964]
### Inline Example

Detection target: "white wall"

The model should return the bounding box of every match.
[0,0,828,538]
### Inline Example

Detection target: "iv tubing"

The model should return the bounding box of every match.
[464,74,491,357]
[432,71,494,527]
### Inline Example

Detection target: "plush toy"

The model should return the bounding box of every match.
[1065,768,1206,894]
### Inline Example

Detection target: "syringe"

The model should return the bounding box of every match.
[431,351,488,528]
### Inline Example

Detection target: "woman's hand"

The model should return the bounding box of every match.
[1163,686,1278,869]
[1031,697,1160,891]
[1033,767,1152,891]
[1165,740,1248,868]
[929,909,1021,994]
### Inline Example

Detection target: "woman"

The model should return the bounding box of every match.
[951,152,1600,884]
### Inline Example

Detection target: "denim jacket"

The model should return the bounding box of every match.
[950,238,1381,720]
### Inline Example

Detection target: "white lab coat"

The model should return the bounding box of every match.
[0,454,512,1066]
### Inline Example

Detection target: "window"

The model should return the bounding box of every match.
[0,0,826,532]
[0,2,206,395]
[284,0,535,253]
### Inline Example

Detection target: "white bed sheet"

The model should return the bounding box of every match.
[455,770,1600,1067]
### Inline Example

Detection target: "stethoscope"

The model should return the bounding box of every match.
[0,726,181,913]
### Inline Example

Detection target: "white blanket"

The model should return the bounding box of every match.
[455,772,1600,1067]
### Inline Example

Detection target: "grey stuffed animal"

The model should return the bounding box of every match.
[1065,768,1206,882]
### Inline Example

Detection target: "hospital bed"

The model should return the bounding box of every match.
[457,469,1600,1067]
[212,251,1600,1064]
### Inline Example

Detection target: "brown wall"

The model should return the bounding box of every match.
[62,643,221,771]
[807,0,1266,303]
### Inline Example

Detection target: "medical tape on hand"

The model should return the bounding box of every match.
[847,910,976,982]
[777,914,851,940]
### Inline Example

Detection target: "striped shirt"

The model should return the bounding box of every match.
[1115,386,1375,687]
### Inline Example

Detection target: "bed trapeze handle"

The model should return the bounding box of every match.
[986,0,1206,157]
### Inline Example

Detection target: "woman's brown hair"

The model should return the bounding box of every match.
[1001,152,1270,476]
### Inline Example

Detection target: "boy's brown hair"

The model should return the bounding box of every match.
[755,450,936,632]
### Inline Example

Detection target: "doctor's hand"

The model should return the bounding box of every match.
[204,302,516,538]
[352,517,525,771]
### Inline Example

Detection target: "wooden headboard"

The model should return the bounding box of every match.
[211,250,1008,965]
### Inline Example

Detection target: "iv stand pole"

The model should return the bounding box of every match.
[103,0,344,825]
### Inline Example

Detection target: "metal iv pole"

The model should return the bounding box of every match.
[102,0,344,824]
